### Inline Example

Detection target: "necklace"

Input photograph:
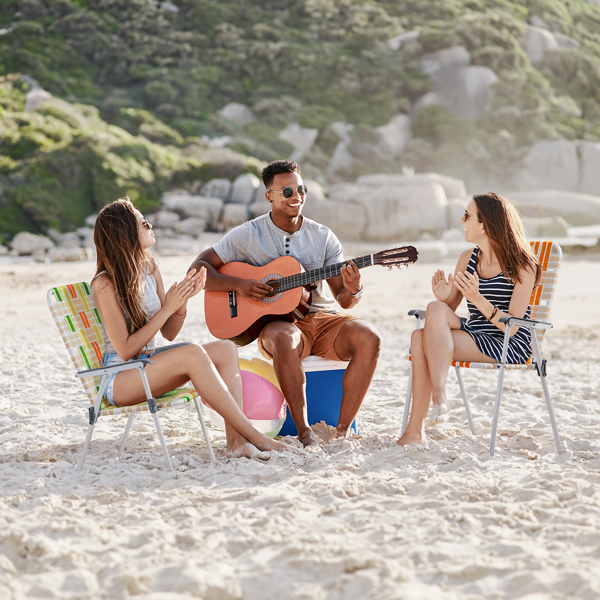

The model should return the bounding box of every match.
[480,250,498,267]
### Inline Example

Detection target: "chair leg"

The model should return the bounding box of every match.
[77,423,95,471]
[194,398,216,464]
[118,413,135,459]
[401,364,413,436]
[532,334,563,453]
[489,365,507,457]
[454,367,476,435]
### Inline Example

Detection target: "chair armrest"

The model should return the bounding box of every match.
[154,342,192,354]
[499,316,552,331]
[408,309,426,319]
[76,358,154,379]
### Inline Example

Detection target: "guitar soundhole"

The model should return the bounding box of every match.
[265,280,280,297]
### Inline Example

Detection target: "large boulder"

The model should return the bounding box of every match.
[420,46,471,75]
[222,204,249,231]
[24,88,52,112]
[162,191,224,230]
[148,211,180,228]
[359,182,448,242]
[508,191,600,226]
[517,140,579,192]
[278,123,319,162]
[520,26,559,64]
[452,66,499,121]
[521,216,569,239]
[202,178,231,202]
[579,141,600,196]
[375,114,412,156]
[327,141,354,178]
[10,232,54,255]
[328,183,366,204]
[219,103,255,125]
[355,173,467,201]
[173,217,207,237]
[302,197,366,241]
[230,173,260,204]
[248,199,270,219]
[387,30,419,50]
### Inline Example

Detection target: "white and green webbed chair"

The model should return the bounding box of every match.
[47,282,215,471]
[401,241,563,456]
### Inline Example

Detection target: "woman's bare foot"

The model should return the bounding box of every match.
[256,435,305,455]
[427,403,449,427]
[397,430,428,448]
[226,442,270,461]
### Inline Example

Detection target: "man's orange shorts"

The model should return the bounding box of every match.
[257,312,358,362]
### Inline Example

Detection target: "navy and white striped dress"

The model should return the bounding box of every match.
[460,247,532,364]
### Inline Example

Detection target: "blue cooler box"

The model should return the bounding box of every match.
[278,355,358,437]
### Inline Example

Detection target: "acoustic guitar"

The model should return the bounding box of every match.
[204,245,419,346]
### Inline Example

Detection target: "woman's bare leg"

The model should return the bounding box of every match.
[111,345,299,455]
[397,329,432,446]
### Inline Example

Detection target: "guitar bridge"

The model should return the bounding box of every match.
[229,291,237,318]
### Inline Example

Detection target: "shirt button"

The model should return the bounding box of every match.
[286,251,290,254]
[286,238,290,242]
[285,244,289,247]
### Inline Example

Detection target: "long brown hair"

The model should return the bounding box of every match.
[473,192,541,286]
[93,197,156,337]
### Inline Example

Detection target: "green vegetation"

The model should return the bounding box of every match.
[1,0,600,235]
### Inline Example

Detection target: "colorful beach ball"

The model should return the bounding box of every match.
[201,357,287,438]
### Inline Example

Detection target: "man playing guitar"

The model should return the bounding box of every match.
[190,159,381,447]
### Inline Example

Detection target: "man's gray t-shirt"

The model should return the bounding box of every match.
[212,213,344,312]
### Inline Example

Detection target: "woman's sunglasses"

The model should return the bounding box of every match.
[268,185,308,199]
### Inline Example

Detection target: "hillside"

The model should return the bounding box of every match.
[1,0,600,237]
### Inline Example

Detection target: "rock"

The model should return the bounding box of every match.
[530,15,550,30]
[579,141,600,196]
[331,122,354,145]
[517,140,579,192]
[302,197,366,241]
[222,204,249,231]
[173,217,207,237]
[328,183,366,203]
[375,114,412,156]
[248,198,270,219]
[420,46,471,75]
[355,172,467,201]
[521,26,559,64]
[358,182,448,242]
[206,136,233,148]
[155,237,202,257]
[327,142,354,178]
[0,245,7,255]
[230,173,260,204]
[162,192,224,229]
[47,228,81,248]
[521,216,569,238]
[202,179,231,202]
[387,30,419,51]
[218,103,255,126]
[278,123,319,163]
[10,232,54,255]
[447,198,468,228]
[304,179,326,202]
[24,88,52,111]
[160,1,179,12]
[554,33,580,49]
[453,66,499,121]
[85,215,97,227]
[43,247,94,262]
[411,91,443,119]
[148,211,180,228]
[508,191,600,226]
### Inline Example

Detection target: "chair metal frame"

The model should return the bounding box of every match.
[401,241,564,456]
[48,283,215,471]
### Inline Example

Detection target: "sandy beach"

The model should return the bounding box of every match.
[1,251,600,600]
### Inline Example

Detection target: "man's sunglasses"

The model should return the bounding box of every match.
[268,185,308,199]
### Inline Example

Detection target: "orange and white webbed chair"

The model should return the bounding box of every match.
[401,241,563,456]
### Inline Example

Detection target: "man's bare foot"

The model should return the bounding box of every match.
[227,442,270,461]
[335,424,351,438]
[396,430,428,448]
[259,437,304,455]
[299,428,320,448]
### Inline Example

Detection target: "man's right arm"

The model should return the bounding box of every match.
[189,248,273,300]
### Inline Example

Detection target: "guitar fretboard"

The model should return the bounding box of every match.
[278,255,373,292]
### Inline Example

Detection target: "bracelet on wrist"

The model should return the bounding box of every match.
[171,311,187,322]
[487,306,498,322]
[349,285,363,299]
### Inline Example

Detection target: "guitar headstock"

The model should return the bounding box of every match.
[372,246,419,269]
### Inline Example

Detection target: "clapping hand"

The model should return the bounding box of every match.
[453,270,481,303]
[432,269,453,302]
[164,268,205,314]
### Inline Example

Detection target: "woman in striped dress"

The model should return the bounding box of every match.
[397,192,541,447]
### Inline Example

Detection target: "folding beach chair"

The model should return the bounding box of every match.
[47,282,215,471]
[401,241,563,456]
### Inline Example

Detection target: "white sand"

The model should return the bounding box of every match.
[1,254,600,599]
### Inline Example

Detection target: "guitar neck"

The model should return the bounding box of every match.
[279,254,373,292]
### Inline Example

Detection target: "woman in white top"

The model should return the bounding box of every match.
[92,197,299,459]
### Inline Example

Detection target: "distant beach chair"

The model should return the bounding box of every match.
[47,282,215,471]
[402,241,563,456]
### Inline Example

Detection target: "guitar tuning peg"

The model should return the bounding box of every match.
[396,265,402,270]
[388,266,393,271]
